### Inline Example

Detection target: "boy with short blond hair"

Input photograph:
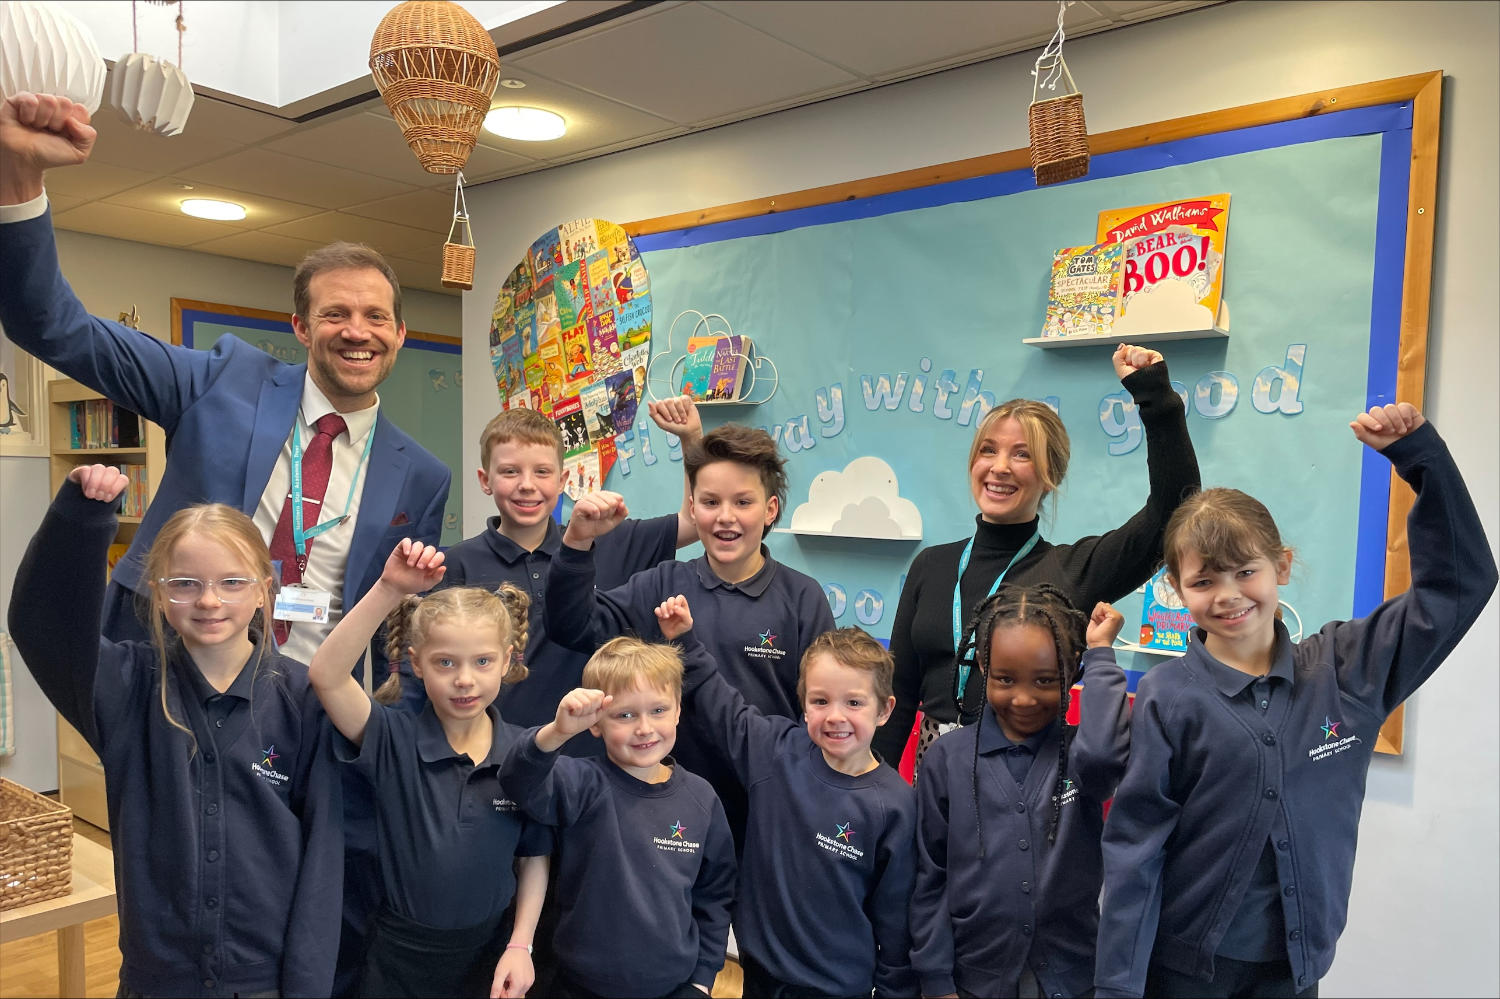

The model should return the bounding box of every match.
[500,637,736,998]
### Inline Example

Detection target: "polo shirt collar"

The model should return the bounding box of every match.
[1195,618,1297,698]
[299,371,378,447]
[414,702,512,767]
[692,545,778,597]
[976,706,1056,756]
[482,516,562,564]
[177,634,264,705]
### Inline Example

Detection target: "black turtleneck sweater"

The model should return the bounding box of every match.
[873,362,1200,763]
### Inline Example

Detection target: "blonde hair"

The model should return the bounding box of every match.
[797,627,895,704]
[1163,487,1291,581]
[968,399,1071,511]
[373,584,531,705]
[143,504,274,742]
[581,636,683,700]
[479,408,564,469]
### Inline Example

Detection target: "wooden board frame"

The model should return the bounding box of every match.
[627,72,1444,755]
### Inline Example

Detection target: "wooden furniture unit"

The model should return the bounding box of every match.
[0,832,117,996]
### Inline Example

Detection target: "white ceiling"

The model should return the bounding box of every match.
[49,0,1218,296]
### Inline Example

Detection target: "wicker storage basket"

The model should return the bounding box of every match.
[1028,57,1090,186]
[441,241,476,289]
[0,778,73,910]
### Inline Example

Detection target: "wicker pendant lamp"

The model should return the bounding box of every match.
[369,1,500,175]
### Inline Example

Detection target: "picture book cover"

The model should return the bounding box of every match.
[1040,243,1125,339]
[594,435,617,483]
[506,388,532,411]
[559,217,599,265]
[535,282,561,343]
[561,322,594,389]
[608,261,636,307]
[538,339,565,402]
[626,246,650,300]
[621,342,650,401]
[580,380,614,444]
[498,334,525,397]
[679,341,715,400]
[561,449,601,501]
[616,296,651,349]
[553,395,590,458]
[555,260,587,331]
[1096,194,1230,336]
[686,334,752,401]
[1139,566,1194,652]
[585,250,613,315]
[588,311,622,376]
[530,229,561,282]
[606,369,638,435]
[516,300,538,355]
[595,218,627,255]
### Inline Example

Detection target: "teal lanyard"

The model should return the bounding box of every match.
[290,420,375,571]
[952,529,1041,699]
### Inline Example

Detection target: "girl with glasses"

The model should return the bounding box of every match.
[10,464,344,998]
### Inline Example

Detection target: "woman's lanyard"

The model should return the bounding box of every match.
[952,529,1041,699]
[290,421,375,573]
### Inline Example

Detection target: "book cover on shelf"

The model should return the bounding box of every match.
[1139,566,1194,652]
[679,342,715,400]
[686,334,752,401]
[1040,243,1125,339]
[1096,194,1230,336]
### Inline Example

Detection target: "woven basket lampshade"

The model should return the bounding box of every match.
[1028,57,1090,186]
[369,1,500,175]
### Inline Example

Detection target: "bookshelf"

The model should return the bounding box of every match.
[46,378,166,830]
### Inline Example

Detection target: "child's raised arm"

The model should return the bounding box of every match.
[653,594,693,641]
[561,489,630,551]
[535,687,613,753]
[1349,401,1425,449]
[647,394,705,548]
[308,539,445,746]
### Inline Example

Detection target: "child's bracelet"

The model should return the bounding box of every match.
[506,942,533,955]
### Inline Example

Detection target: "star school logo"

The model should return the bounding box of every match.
[251,744,289,786]
[670,821,686,839]
[260,746,280,767]
[835,821,855,843]
[1320,716,1341,741]
[758,629,778,648]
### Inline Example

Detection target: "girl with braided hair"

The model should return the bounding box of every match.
[910,583,1130,998]
[309,540,551,998]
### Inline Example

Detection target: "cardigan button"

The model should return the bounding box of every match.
[1262,733,1276,745]
[1018,839,1030,851]
[1015,801,1026,813]
[1264,788,1277,800]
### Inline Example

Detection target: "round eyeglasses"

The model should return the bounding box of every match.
[156,577,261,604]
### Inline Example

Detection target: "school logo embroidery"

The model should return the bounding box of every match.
[653,821,700,855]
[816,821,865,862]
[1308,714,1361,762]
[492,797,521,813]
[251,745,289,785]
[744,626,788,661]
[1058,777,1079,806]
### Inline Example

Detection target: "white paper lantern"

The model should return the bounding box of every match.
[0,1,107,115]
[109,52,194,136]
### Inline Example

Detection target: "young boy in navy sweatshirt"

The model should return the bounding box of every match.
[544,423,836,848]
[655,594,917,998]
[500,636,736,998]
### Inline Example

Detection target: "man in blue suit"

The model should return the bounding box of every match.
[0,91,450,672]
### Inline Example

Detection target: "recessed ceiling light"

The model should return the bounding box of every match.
[180,198,246,221]
[484,106,566,141]
[499,78,527,89]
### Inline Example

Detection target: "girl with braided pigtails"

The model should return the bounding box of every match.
[910,584,1131,999]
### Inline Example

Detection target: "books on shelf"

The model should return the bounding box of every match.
[1040,243,1125,339]
[680,334,753,402]
[1139,566,1193,652]
[1096,194,1230,335]
[67,399,146,449]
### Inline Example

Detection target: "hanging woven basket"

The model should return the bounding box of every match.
[441,173,476,289]
[370,1,500,175]
[1028,56,1090,186]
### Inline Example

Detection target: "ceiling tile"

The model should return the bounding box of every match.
[104,180,323,228]
[42,160,157,200]
[387,252,461,298]
[54,202,241,246]
[178,148,419,209]
[264,211,447,258]
[343,188,457,233]
[508,3,859,124]
[44,193,85,215]
[178,97,302,145]
[89,111,250,176]
[191,230,327,269]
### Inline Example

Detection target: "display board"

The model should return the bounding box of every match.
[608,73,1442,754]
[171,299,464,546]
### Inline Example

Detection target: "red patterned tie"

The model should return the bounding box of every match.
[270,413,347,645]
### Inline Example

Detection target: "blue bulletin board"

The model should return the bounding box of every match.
[604,74,1442,752]
[171,298,464,546]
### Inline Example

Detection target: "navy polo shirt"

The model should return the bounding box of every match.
[434,514,678,739]
[8,480,346,997]
[912,647,1130,999]
[1095,424,1498,998]
[337,702,551,929]
[500,733,737,997]
[544,542,836,846]
[678,634,917,997]
[994,724,1052,787]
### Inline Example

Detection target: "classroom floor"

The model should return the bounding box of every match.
[0,816,746,998]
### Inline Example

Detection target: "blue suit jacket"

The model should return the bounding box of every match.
[0,208,451,621]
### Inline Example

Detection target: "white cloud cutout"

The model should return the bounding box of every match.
[1113,277,1216,336]
[790,456,922,540]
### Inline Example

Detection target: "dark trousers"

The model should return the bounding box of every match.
[739,952,857,998]
[1147,957,1318,998]
[553,969,703,998]
[358,905,506,998]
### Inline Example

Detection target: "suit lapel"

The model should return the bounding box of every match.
[347,414,410,610]
[243,365,306,512]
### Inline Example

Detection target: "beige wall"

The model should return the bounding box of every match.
[460,3,1498,995]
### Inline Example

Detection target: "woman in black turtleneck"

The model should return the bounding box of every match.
[873,344,1200,773]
